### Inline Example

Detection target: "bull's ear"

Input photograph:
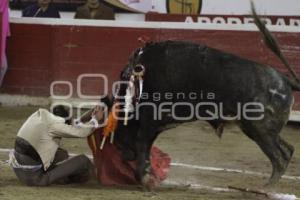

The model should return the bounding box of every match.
[120,69,125,79]
[120,66,129,80]
[100,95,112,109]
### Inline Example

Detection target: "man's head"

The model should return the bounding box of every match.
[37,0,51,7]
[52,105,71,124]
[87,0,100,9]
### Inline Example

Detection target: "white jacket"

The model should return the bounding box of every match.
[17,109,94,170]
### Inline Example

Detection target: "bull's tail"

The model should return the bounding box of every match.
[251,2,300,90]
[281,75,300,91]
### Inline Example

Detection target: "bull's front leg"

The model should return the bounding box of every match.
[135,120,158,190]
[136,136,151,185]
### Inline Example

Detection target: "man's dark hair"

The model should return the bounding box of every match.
[100,95,112,109]
[52,105,71,125]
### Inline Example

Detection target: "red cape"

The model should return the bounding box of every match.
[87,129,171,186]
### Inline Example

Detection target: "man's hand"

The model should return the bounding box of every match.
[92,106,104,122]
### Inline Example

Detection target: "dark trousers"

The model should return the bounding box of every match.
[13,149,94,186]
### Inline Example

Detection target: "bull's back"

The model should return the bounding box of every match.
[141,41,291,103]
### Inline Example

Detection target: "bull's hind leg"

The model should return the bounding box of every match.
[239,120,294,185]
[258,135,294,185]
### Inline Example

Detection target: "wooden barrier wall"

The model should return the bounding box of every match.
[2,18,300,108]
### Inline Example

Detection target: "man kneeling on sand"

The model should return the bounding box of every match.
[9,105,103,186]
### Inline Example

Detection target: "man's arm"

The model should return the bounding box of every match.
[79,109,94,123]
[49,108,103,138]
[49,120,95,138]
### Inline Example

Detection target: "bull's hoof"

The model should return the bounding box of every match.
[266,174,280,187]
[265,169,282,187]
[141,174,155,191]
[264,179,277,188]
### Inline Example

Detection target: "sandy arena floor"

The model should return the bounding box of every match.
[0,106,299,200]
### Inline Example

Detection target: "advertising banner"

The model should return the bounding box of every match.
[9,0,300,15]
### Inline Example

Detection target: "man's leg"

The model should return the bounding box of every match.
[13,151,50,186]
[0,55,8,88]
[13,152,93,186]
[52,148,69,165]
[48,155,94,184]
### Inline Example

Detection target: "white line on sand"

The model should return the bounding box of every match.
[163,181,299,200]
[171,162,300,180]
[162,180,231,192]
[1,148,299,199]
[0,148,11,153]
[1,148,300,180]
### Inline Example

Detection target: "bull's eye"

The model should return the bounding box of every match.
[133,64,145,76]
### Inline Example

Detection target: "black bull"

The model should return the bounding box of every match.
[111,39,299,187]
[109,9,300,186]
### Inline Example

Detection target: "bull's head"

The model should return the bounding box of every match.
[120,47,145,80]
[110,46,150,161]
